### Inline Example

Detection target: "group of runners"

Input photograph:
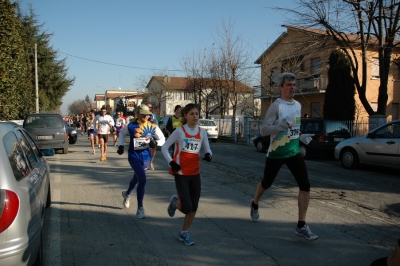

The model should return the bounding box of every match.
[110,72,324,247]
[65,74,400,263]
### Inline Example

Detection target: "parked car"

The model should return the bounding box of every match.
[252,118,351,157]
[300,118,352,158]
[64,121,77,144]
[158,116,170,138]
[0,121,54,265]
[198,119,218,142]
[334,119,400,169]
[253,134,270,153]
[23,113,69,154]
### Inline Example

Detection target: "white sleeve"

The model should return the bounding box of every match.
[154,126,165,146]
[161,128,181,163]
[201,128,212,155]
[117,126,129,146]
[109,116,115,127]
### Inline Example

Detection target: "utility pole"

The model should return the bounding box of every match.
[35,43,39,113]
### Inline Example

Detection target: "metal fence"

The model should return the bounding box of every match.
[213,117,384,144]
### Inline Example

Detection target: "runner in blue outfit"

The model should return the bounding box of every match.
[117,104,165,218]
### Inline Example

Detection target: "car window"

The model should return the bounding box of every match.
[325,122,350,134]
[25,116,63,128]
[16,130,38,168]
[375,122,400,138]
[300,121,320,132]
[3,132,30,181]
[199,120,216,126]
[21,130,42,159]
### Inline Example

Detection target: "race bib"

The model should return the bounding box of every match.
[288,124,300,139]
[134,137,150,150]
[181,138,202,154]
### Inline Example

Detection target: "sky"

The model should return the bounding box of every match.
[18,0,295,115]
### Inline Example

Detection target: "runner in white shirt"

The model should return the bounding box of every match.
[94,107,114,161]
[250,72,317,241]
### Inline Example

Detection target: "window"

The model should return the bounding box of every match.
[310,102,320,117]
[375,122,400,138]
[372,58,379,78]
[392,103,399,120]
[311,58,321,76]
[184,91,190,100]
[3,132,29,181]
[16,130,38,169]
[272,67,279,85]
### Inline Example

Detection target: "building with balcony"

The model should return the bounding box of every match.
[255,25,400,121]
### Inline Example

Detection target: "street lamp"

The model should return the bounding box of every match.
[97,85,107,108]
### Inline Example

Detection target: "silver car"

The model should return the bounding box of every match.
[0,122,54,265]
[198,119,218,142]
[334,119,400,169]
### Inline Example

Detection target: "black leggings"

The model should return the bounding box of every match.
[174,174,201,214]
[261,153,310,192]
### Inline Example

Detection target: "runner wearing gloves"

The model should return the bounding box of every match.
[161,103,212,246]
[117,104,165,218]
[249,72,318,241]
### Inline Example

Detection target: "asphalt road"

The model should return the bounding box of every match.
[42,136,400,266]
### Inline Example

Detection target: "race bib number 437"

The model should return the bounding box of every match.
[181,138,202,154]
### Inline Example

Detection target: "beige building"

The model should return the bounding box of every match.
[255,25,400,121]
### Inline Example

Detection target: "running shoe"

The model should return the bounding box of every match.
[100,155,105,161]
[149,162,154,170]
[121,191,131,208]
[167,195,178,217]
[178,231,194,246]
[136,207,146,219]
[103,155,107,161]
[92,150,96,154]
[295,225,318,240]
[250,199,259,222]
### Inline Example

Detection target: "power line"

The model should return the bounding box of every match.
[58,51,183,72]
[58,51,260,72]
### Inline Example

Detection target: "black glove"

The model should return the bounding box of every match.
[117,145,124,155]
[169,161,181,172]
[149,140,157,149]
[203,153,212,162]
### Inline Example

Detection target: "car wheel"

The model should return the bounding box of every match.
[63,146,68,154]
[341,148,359,169]
[45,184,51,208]
[256,140,266,153]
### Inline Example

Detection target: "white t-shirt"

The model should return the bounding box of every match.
[94,114,114,134]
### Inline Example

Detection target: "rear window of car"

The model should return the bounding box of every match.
[25,115,63,129]
[199,120,216,126]
[325,121,350,134]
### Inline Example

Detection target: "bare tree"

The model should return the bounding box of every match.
[213,17,255,117]
[275,0,400,116]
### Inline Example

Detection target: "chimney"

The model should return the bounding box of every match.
[163,75,170,83]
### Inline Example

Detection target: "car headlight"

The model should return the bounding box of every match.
[71,130,77,134]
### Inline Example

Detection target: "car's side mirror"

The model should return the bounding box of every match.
[41,149,55,156]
